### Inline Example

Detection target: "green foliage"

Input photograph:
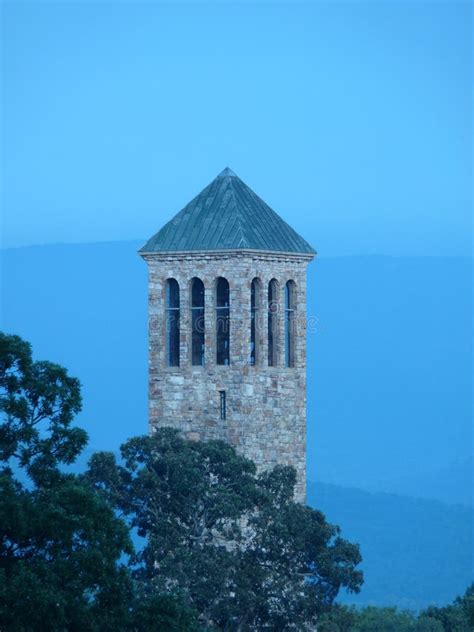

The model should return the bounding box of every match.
[129,592,201,631]
[318,595,474,632]
[415,617,445,632]
[315,604,358,632]
[2,332,472,632]
[0,332,86,483]
[351,606,418,632]
[88,429,363,630]
[421,584,474,632]
[231,466,363,629]
[13,332,473,631]
[0,333,134,631]
[1,333,363,630]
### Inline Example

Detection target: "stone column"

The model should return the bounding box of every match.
[147,262,164,430]
[231,275,251,368]
[294,269,307,370]
[276,277,285,368]
[148,262,164,373]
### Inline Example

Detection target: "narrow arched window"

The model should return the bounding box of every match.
[165,278,180,367]
[191,277,205,366]
[268,279,278,366]
[216,277,230,365]
[285,281,296,368]
[250,278,260,365]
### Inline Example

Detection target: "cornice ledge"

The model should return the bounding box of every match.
[139,248,316,264]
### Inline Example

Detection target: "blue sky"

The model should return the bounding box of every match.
[2,1,472,255]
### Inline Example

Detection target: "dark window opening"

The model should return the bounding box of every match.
[165,278,180,367]
[191,277,205,366]
[285,281,296,368]
[268,279,278,366]
[250,278,259,365]
[216,277,230,365]
[219,390,226,420]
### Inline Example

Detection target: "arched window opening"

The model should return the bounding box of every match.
[285,281,296,368]
[268,279,278,367]
[191,277,205,366]
[250,278,260,365]
[165,278,180,367]
[216,277,230,365]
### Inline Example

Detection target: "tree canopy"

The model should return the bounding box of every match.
[0,332,364,630]
[87,429,363,630]
[5,332,470,631]
[0,333,86,482]
[317,589,474,632]
[0,333,132,631]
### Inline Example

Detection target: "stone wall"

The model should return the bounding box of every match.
[142,250,313,502]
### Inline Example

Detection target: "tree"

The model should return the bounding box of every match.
[0,333,132,631]
[317,604,358,632]
[421,584,474,632]
[1,333,363,630]
[87,429,363,630]
[350,607,418,632]
[129,592,201,631]
[0,333,86,483]
[87,430,263,629]
[228,466,363,630]
[317,595,474,632]
[415,617,445,632]
[0,472,134,631]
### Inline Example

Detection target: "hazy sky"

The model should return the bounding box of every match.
[2,1,472,255]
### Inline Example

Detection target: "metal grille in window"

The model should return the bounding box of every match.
[191,277,205,366]
[250,278,259,365]
[285,280,296,368]
[165,279,180,367]
[268,279,278,367]
[216,277,230,366]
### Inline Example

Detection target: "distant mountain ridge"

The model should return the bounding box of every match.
[0,242,472,608]
[1,241,471,506]
[308,480,473,610]
[304,253,472,505]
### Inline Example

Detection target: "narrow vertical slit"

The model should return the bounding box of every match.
[219,390,226,420]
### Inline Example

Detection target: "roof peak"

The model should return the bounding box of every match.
[217,167,237,178]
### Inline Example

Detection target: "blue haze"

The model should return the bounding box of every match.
[1,242,471,504]
[1,242,472,608]
[1,1,472,608]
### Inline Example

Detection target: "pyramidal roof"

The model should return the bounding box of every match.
[139,168,316,256]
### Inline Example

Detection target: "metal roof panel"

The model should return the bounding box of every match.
[139,169,316,255]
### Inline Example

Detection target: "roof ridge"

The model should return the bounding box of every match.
[228,176,251,249]
[204,177,235,249]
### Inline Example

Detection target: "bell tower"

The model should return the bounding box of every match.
[139,168,315,501]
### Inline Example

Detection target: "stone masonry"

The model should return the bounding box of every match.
[142,249,312,502]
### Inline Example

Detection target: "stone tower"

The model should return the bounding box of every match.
[139,168,315,501]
